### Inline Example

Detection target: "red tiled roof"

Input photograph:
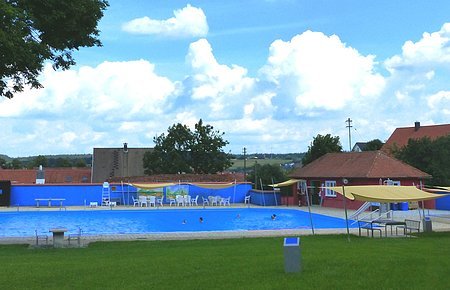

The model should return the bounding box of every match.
[0,168,91,184]
[382,123,450,152]
[289,151,431,179]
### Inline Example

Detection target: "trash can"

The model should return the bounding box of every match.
[391,203,398,211]
[423,217,432,232]
[283,237,301,273]
[399,202,409,211]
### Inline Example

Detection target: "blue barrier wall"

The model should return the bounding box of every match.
[248,190,281,206]
[10,183,252,207]
[435,193,450,210]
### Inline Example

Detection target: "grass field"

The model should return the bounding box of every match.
[1,233,449,289]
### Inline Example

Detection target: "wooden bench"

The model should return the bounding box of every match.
[396,219,420,236]
[35,198,65,208]
[358,221,382,237]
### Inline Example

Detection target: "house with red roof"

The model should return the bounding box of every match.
[289,151,432,210]
[382,122,450,154]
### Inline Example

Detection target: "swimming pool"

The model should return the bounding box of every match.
[0,208,356,237]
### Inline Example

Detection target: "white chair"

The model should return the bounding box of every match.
[220,196,231,206]
[169,196,176,206]
[202,196,209,206]
[244,195,251,204]
[139,196,148,207]
[156,196,164,207]
[176,195,185,206]
[184,195,191,206]
[210,196,219,206]
[190,195,199,206]
[148,196,156,207]
[132,196,140,207]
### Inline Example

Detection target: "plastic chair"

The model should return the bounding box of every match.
[244,195,251,204]
[220,197,231,206]
[183,195,191,206]
[139,196,148,207]
[202,196,209,206]
[156,196,164,207]
[190,195,199,206]
[148,196,156,207]
[132,196,140,207]
[176,195,185,206]
[169,197,176,206]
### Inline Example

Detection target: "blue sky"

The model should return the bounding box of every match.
[1,0,450,157]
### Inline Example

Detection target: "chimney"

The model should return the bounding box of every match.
[414,121,420,131]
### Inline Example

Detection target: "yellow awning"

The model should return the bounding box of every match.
[189,182,236,189]
[326,185,447,202]
[268,179,301,187]
[131,183,175,189]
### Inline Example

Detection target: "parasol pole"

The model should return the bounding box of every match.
[342,180,351,242]
[260,178,266,206]
[271,177,278,206]
[305,183,314,235]
[233,179,236,204]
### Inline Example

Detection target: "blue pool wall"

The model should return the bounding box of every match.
[10,183,253,207]
[248,190,281,206]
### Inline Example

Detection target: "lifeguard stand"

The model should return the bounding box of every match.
[102,182,111,206]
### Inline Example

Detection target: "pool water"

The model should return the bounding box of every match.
[0,208,356,237]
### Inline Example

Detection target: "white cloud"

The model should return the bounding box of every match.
[385,23,450,72]
[184,39,256,118]
[260,31,385,113]
[427,91,450,115]
[122,4,208,38]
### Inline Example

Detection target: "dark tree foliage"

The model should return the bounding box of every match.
[302,134,342,165]
[363,139,384,151]
[0,0,109,98]
[247,163,287,189]
[29,155,48,168]
[393,135,450,186]
[143,119,232,174]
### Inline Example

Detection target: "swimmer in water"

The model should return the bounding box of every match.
[182,219,187,224]
[199,217,204,223]
[271,214,277,220]
[236,213,240,219]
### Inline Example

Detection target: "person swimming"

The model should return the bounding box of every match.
[271,214,277,220]
[199,217,204,223]
[182,219,187,224]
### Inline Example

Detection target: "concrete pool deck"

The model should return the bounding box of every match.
[1,204,449,245]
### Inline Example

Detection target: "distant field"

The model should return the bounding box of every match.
[230,158,292,169]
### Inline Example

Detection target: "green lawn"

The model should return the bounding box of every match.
[1,233,450,289]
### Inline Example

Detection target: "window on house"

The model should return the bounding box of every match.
[325,180,337,197]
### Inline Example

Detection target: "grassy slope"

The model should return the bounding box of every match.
[1,233,449,289]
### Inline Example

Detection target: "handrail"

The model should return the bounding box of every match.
[351,208,380,225]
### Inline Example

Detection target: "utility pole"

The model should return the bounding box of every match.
[242,147,247,182]
[345,118,352,152]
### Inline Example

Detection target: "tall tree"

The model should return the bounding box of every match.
[30,155,48,168]
[302,134,342,165]
[143,120,231,174]
[247,163,287,189]
[394,135,450,186]
[1,0,108,99]
[363,139,384,151]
